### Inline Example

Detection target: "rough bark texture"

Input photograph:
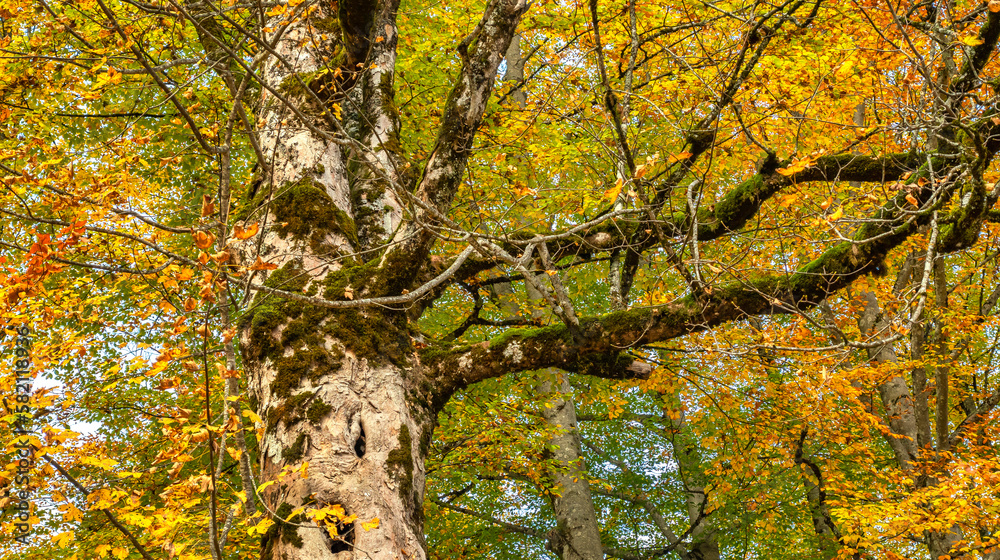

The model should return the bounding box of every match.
[233,2,529,559]
[237,2,435,559]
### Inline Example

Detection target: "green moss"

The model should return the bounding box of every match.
[262,502,304,557]
[311,15,341,35]
[418,343,472,369]
[267,391,315,430]
[386,424,414,501]
[241,261,347,399]
[599,307,653,333]
[272,179,358,252]
[307,400,333,424]
[241,261,412,399]
[487,324,567,351]
[231,173,268,226]
[282,433,307,462]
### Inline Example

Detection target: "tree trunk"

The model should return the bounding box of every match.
[538,371,605,560]
[232,1,528,558]
[236,3,434,559]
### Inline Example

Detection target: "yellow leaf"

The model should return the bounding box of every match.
[96,544,112,558]
[362,517,380,531]
[827,207,843,221]
[961,36,984,47]
[779,193,798,208]
[667,151,693,164]
[53,531,74,547]
[112,547,129,560]
[512,183,536,197]
[835,59,855,79]
[250,518,274,536]
[604,177,623,200]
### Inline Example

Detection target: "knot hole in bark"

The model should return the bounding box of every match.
[345,410,365,458]
[353,421,366,458]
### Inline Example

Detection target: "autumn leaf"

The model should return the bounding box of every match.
[779,193,799,208]
[249,256,279,271]
[776,156,814,177]
[193,231,216,249]
[52,531,75,547]
[667,151,693,164]
[604,177,623,200]
[512,183,536,197]
[233,221,260,240]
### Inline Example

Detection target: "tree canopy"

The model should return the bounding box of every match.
[1,0,1000,559]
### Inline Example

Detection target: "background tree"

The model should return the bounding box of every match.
[2,1,1000,560]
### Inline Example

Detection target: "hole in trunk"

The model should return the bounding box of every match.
[353,422,366,458]
[325,519,355,553]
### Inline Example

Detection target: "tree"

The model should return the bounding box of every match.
[3,0,1000,559]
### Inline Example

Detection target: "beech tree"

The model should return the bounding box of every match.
[4,0,1000,559]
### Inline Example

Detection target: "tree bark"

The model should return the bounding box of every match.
[538,371,605,560]
[233,2,529,559]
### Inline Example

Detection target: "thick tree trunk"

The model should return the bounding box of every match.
[232,1,528,558]
[235,3,436,559]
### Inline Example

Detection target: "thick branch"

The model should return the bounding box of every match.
[380,0,529,291]
[422,160,988,400]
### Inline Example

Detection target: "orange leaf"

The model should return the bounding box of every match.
[667,151,693,164]
[234,222,260,240]
[249,257,279,271]
[604,177,623,200]
[193,231,216,249]
[201,195,215,217]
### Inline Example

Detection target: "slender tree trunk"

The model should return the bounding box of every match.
[538,371,604,560]
[501,33,604,559]
[668,409,719,560]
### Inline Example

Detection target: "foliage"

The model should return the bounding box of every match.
[0,0,999,559]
